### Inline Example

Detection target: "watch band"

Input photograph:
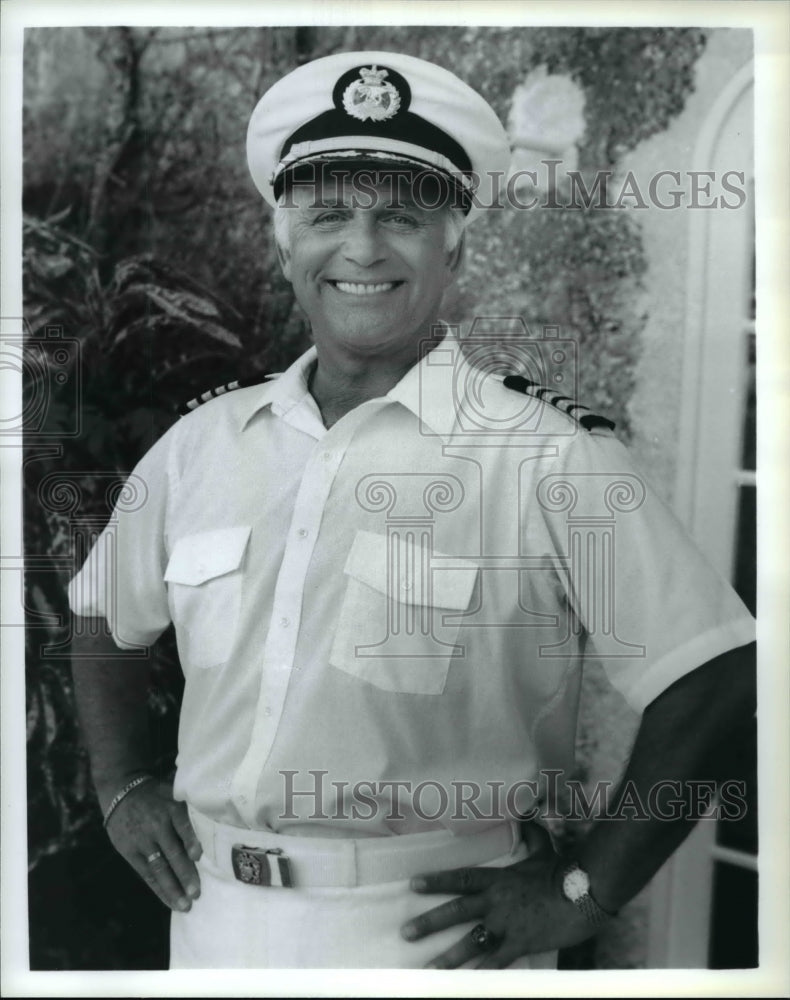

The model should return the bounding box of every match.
[574,884,613,927]
[560,861,616,927]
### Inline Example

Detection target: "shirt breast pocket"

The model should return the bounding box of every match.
[164,526,251,670]
[329,530,479,695]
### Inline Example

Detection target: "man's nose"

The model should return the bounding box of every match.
[341,216,387,267]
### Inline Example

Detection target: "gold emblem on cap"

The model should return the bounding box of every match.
[342,66,401,122]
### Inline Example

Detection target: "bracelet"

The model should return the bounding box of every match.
[102,774,155,828]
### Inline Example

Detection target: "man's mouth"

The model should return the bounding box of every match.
[328,280,402,295]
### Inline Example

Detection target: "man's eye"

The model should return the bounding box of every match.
[313,211,346,226]
[384,213,420,229]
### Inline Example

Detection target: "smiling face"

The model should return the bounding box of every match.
[276,172,463,367]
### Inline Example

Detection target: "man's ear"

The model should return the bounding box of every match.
[275,240,292,282]
[446,232,465,277]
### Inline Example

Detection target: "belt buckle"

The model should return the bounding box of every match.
[231,843,294,887]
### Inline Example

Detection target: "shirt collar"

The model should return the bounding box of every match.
[236,326,467,440]
[237,345,319,431]
[386,326,466,440]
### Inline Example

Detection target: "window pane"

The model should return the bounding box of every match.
[716,717,757,854]
[708,863,758,968]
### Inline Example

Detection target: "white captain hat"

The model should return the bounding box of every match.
[246,50,511,221]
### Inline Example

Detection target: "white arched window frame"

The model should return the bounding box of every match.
[647,62,755,968]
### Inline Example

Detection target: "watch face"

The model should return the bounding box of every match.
[563,865,591,902]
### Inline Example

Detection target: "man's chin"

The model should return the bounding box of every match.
[340,334,413,358]
[338,326,436,358]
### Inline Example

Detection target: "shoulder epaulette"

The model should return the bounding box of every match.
[502,374,616,432]
[179,373,276,416]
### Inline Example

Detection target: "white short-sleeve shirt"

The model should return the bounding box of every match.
[69,331,755,834]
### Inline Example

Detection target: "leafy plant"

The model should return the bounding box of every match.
[23,211,252,878]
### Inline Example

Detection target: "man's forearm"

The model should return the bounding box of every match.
[575,642,757,914]
[70,618,154,811]
[70,617,202,912]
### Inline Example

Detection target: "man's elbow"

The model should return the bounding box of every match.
[70,616,124,660]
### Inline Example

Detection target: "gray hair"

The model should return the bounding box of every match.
[273,195,466,255]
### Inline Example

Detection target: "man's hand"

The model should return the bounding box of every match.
[71,627,203,912]
[105,776,203,913]
[401,841,596,969]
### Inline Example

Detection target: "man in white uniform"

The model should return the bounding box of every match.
[69,51,756,969]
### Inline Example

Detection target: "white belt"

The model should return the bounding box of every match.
[189,807,521,889]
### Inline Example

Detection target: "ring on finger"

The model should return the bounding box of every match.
[470,923,498,951]
[146,850,163,864]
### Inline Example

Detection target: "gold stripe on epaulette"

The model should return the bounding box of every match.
[179,374,274,416]
[502,375,615,432]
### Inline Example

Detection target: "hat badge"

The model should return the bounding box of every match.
[342,65,401,122]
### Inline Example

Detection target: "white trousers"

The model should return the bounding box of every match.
[170,818,558,969]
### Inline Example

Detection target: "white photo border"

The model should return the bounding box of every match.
[2,1,787,996]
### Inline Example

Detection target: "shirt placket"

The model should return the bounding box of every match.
[230,398,389,826]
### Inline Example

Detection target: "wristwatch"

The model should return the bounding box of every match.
[559,862,615,927]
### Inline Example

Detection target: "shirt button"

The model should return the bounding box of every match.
[280,617,290,628]
[322,451,332,461]
[297,528,308,538]
[264,706,272,717]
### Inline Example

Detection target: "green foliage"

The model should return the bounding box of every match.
[24,213,249,462]
[24,210,250,875]
[536,27,708,167]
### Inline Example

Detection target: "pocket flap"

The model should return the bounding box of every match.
[344,530,478,610]
[165,526,251,586]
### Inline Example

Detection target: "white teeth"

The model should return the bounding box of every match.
[333,281,396,295]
